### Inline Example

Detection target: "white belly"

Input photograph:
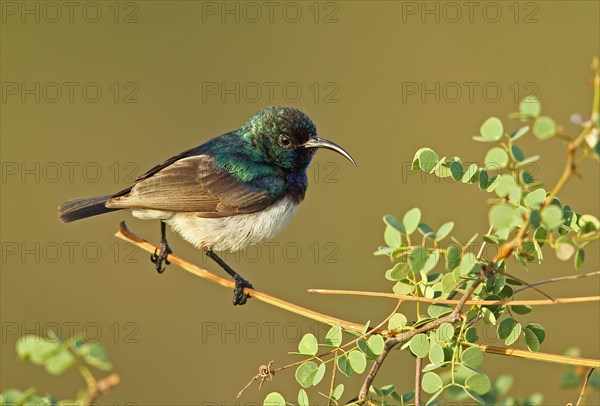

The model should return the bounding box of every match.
[131,196,299,252]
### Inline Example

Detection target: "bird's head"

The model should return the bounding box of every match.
[241,106,356,171]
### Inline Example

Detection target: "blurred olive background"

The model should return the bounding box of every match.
[1,1,599,404]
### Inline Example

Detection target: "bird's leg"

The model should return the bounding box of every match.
[206,250,253,306]
[150,221,172,274]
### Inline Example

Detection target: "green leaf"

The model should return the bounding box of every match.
[428,343,445,365]
[465,373,491,395]
[524,188,546,209]
[367,335,385,355]
[295,361,319,388]
[79,342,112,371]
[428,304,453,318]
[498,318,522,346]
[459,252,477,276]
[461,163,479,183]
[510,144,525,162]
[519,96,541,117]
[409,246,428,272]
[541,205,563,230]
[297,389,309,406]
[479,170,489,189]
[495,174,518,197]
[489,204,515,229]
[17,336,59,364]
[383,214,406,233]
[263,392,286,406]
[337,354,353,377]
[511,305,532,315]
[480,117,504,140]
[435,222,454,241]
[484,147,509,169]
[384,225,402,247]
[313,362,326,385]
[348,350,367,373]
[578,214,599,231]
[450,161,463,180]
[422,250,440,274]
[445,246,461,271]
[298,333,318,356]
[465,326,478,343]
[461,347,484,367]
[393,280,415,295]
[357,339,376,360]
[422,372,443,394]
[524,323,545,352]
[45,350,76,375]
[386,263,410,281]
[533,116,557,140]
[332,384,344,400]
[409,334,430,358]
[403,208,421,234]
[388,313,408,331]
[437,323,455,342]
[324,326,342,347]
[413,148,439,172]
[510,126,530,140]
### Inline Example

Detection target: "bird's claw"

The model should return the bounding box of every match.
[150,243,172,274]
[233,276,253,306]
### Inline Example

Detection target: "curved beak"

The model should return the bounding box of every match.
[303,136,357,167]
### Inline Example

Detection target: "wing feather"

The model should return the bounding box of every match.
[106,155,280,217]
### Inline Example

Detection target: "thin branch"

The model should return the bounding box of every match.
[463,343,600,368]
[514,271,600,294]
[576,368,596,406]
[116,222,368,333]
[328,351,338,406]
[308,289,600,306]
[414,356,423,406]
[502,271,556,301]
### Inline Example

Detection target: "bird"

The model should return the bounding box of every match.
[58,106,356,305]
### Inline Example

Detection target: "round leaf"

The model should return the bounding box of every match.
[409,334,429,358]
[264,392,286,406]
[466,373,492,395]
[484,147,509,169]
[337,354,353,377]
[541,205,563,230]
[388,313,408,331]
[435,222,454,241]
[298,333,318,355]
[498,318,522,346]
[298,389,309,406]
[348,350,367,373]
[519,96,541,117]
[428,343,445,365]
[533,116,557,140]
[313,362,326,385]
[422,372,443,394]
[524,323,546,352]
[461,347,484,367]
[295,361,319,388]
[480,117,504,140]
[324,326,342,347]
[403,208,422,235]
[489,204,515,229]
[367,334,385,355]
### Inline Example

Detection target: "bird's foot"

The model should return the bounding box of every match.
[150,242,172,274]
[233,275,253,306]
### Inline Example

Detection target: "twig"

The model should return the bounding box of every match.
[308,289,599,306]
[463,343,600,368]
[514,271,600,294]
[237,361,274,398]
[502,271,556,302]
[576,368,596,406]
[116,222,368,333]
[328,351,338,406]
[414,357,423,406]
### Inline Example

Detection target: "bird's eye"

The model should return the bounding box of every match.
[278,134,292,148]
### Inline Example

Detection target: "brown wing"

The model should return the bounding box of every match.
[105,155,279,218]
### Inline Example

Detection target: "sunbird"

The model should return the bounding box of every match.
[58,107,356,305]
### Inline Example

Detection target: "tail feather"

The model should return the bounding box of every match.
[58,195,120,223]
